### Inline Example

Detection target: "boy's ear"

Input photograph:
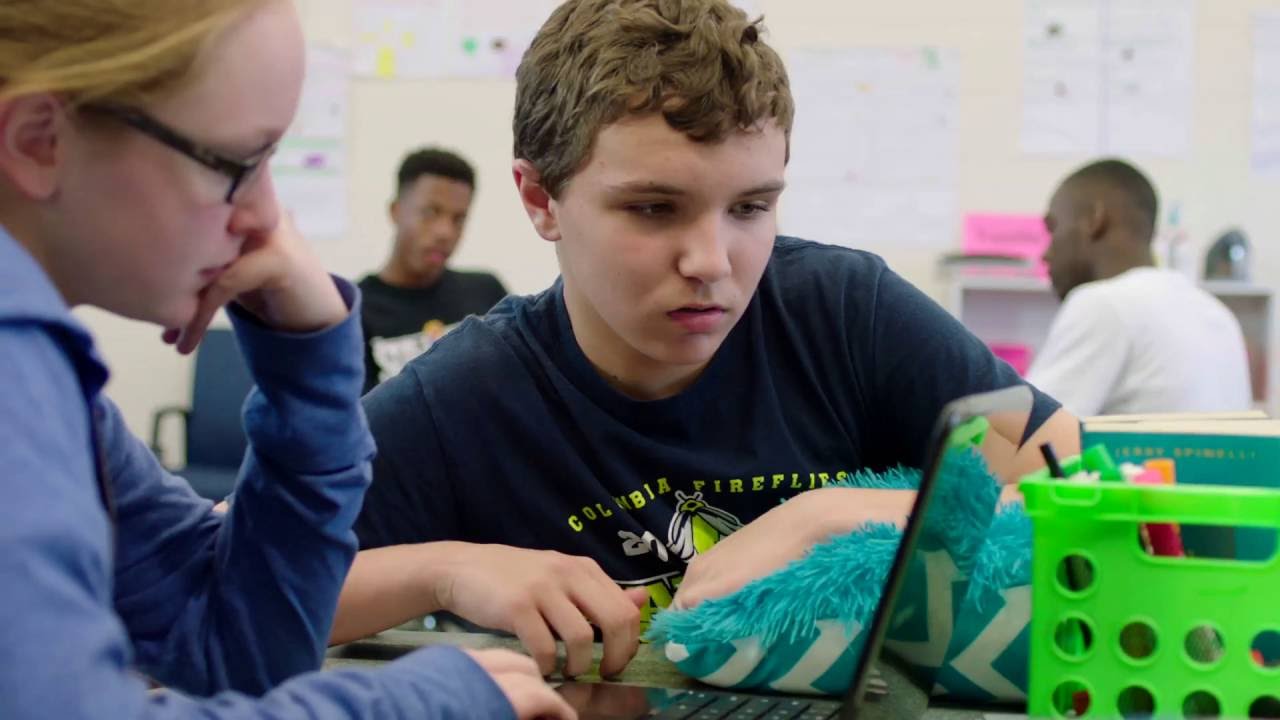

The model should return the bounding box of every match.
[0,94,66,201]
[1085,199,1109,243]
[388,196,402,226]
[512,159,561,242]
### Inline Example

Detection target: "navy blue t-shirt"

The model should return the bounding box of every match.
[356,237,1057,607]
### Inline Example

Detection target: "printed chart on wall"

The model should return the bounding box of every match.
[783,47,959,251]
[352,0,557,79]
[273,46,349,240]
[1021,0,1194,157]
[1253,11,1280,179]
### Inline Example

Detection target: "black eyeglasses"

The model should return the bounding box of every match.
[80,103,274,204]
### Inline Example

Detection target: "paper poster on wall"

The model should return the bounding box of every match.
[1104,0,1194,156]
[1021,0,1102,154]
[448,0,558,79]
[1252,11,1280,179]
[1021,0,1194,157]
[783,47,959,251]
[353,0,556,80]
[273,47,349,240]
[352,0,450,79]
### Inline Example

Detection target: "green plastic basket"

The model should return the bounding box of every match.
[1021,479,1280,718]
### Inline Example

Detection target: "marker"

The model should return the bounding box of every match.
[1040,443,1065,479]
[1132,460,1219,660]
[1133,468,1184,557]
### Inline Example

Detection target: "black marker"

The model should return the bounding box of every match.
[1040,442,1065,479]
[1042,441,1091,611]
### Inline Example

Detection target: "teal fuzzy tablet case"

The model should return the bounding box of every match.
[645,450,1033,702]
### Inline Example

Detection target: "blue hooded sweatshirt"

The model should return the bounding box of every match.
[0,226,514,720]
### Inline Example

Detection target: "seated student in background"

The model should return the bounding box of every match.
[336,0,1079,678]
[1028,159,1252,417]
[0,1,570,719]
[359,147,509,393]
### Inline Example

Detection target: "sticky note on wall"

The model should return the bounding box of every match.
[375,47,397,78]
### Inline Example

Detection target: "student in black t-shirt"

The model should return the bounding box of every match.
[358,148,508,393]
[334,0,1079,679]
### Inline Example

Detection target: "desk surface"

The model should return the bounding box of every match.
[326,631,1018,719]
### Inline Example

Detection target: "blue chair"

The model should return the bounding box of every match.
[150,327,254,500]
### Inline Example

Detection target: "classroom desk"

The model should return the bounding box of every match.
[325,630,1019,720]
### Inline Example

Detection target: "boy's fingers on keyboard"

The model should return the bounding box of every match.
[435,544,624,677]
[578,579,643,677]
[510,609,559,676]
[540,593,596,677]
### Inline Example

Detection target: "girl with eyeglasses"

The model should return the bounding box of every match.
[0,2,571,718]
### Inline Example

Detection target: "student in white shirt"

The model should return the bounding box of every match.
[1028,158,1252,417]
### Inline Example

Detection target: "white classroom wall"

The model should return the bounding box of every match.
[79,0,1280,451]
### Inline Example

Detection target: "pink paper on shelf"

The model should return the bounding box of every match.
[988,342,1032,376]
[963,214,1051,277]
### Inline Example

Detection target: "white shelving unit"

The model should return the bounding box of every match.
[946,270,1279,416]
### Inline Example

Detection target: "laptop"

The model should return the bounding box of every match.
[556,385,1037,720]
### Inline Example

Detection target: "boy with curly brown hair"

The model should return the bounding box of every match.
[339,0,1077,678]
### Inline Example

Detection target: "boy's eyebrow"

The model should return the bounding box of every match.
[604,181,687,196]
[604,180,787,196]
[738,180,787,196]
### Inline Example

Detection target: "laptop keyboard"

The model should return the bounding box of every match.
[653,690,843,720]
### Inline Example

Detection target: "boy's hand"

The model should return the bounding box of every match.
[433,543,647,678]
[671,487,915,610]
[165,208,348,354]
[463,648,576,720]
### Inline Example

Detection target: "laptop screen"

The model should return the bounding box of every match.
[843,385,1038,717]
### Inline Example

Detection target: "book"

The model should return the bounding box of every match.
[1082,417,1280,483]
[1083,410,1268,425]
[1081,413,1280,561]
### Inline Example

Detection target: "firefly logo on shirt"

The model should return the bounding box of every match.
[667,490,743,561]
[616,493,744,629]
[370,319,455,384]
[565,471,851,628]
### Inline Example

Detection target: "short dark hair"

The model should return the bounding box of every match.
[1064,158,1158,239]
[396,147,476,195]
